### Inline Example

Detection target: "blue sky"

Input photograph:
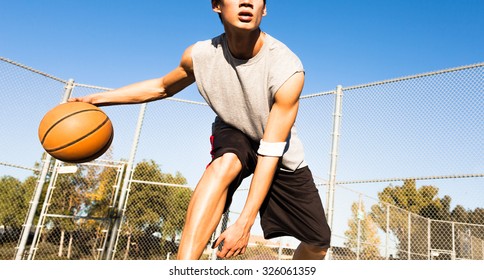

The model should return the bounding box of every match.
[2,0,483,92]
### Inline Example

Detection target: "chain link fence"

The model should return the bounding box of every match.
[1,57,483,260]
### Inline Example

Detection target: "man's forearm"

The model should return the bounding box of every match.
[237,156,279,227]
[89,78,167,106]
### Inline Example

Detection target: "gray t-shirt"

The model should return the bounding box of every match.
[191,33,307,171]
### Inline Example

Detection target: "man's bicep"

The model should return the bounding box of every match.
[274,71,304,108]
[163,45,196,96]
[263,72,305,142]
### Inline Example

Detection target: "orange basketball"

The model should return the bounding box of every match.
[38,102,114,163]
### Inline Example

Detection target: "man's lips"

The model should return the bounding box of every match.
[238,11,253,22]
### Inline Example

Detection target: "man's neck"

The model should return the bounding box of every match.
[225,28,265,60]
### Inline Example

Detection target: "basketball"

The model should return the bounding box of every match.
[38,102,114,163]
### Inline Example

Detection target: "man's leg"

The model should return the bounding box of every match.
[177,153,242,260]
[293,242,328,260]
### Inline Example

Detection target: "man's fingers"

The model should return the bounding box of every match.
[217,242,246,259]
[218,246,238,259]
[216,246,229,258]
[232,248,242,257]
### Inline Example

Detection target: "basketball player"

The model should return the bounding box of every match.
[68,0,331,260]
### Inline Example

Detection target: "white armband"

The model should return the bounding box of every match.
[257,140,287,157]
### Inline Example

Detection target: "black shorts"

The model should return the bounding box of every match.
[209,125,331,248]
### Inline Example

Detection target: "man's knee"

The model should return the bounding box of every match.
[303,243,328,254]
[294,242,328,260]
[210,153,242,178]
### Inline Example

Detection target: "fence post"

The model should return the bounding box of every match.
[356,194,362,260]
[452,222,456,260]
[15,79,75,260]
[211,211,230,260]
[326,85,343,259]
[105,103,147,260]
[385,204,390,259]
[408,212,411,260]
[428,218,431,260]
[14,155,51,260]
[277,237,284,260]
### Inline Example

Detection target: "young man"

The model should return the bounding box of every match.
[69,0,331,260]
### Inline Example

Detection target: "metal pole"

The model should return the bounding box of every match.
[211,211,229,260]
[428,218,431,260]
[326,86,343,229]
[469,229,473,260]
[211,220,223,260]
[15,155,51,260]
[452,222,455,260]
[277,237,283,260]
[408,212,411,260]
[15,79,75,260]
[27,158,61,260]
[98,164,125,259]
[385,204,390,259]
[325,85,343,260]
[105,103,147,260]
[356,195,362,260]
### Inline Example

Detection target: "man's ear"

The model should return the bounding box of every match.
[212,0,221,14]
[262,5,267,17]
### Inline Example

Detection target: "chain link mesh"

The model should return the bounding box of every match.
[1,57,483,260]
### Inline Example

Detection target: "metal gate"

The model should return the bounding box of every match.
[22,160,125,260]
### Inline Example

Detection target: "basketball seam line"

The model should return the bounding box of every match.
[44,116,111,153]
[41,109,102,144]
[75,130,114,163]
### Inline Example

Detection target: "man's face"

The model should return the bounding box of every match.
[213,0,267,32]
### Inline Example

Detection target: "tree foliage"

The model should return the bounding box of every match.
[344,201,382,259]
[2,147,196,260]
[0,176,32,229]
[117,159,192,259]
[371,179,484,259]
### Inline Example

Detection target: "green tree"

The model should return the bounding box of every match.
[344,201,382,259]
[120,160,192,259]
[369,179,484,259]
[370,179,446,259]
[34,149,118,259]
[47,166,86,258]
[81,159,121,259]
[0,176,29,232]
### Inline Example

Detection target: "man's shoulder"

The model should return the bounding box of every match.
[194,34,224,49]
[192,34,225,58]
[265,33,298,57]
[264,33,303,69]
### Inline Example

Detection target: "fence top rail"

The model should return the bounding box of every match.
[329,173,484,186]
[300,90,336,99]
[0,161,40,172]
[342,62,484,91]
[0,56,66,84]
[3,56,483,103]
